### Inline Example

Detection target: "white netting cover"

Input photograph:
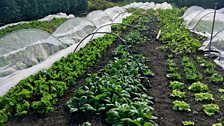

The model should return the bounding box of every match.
[0,3,172,96]
[123,2,172,10]
[183,6,224,70]
[86,10,113,27]
[53,17,97,45]
[182,6,204,25]
[105,6,127,23]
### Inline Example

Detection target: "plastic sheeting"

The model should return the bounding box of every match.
[183,6,224,70]
[0,3,172,96]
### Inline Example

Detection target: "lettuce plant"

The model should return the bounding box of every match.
[172,100,191,112]
[194,93,214,102]
[188,82,208,92]
[203,104,220,116]
[182,121,195,126]
[170,90,186,99]
[169,81,185,90]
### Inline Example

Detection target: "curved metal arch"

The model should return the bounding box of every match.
[86,10,112,24]
[187,9,207,25]
[89,11,129,41]
[190,11,223,30]
[0,28,64,45]
[86,19,97,28]
[90,23,133,41]
[112,11,128,24]
[211,27,224,40]
[74,31,151,88]
[89,12,145,42]
[54,17,97,33]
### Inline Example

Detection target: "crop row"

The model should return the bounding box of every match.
[166,56,181,80]
[181,56,202,82]
[158,8,223,125]
[66,13,155,125]
[158,9,202,54]
[197,57,223,83]
[0,18,66,37]
[67,44,157,126]
[0,15,138,124]
[169,81,221,117]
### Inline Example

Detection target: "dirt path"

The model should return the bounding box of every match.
[133,30,182,125]
[131,16,178,125]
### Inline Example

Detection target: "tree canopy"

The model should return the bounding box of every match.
[0,0,88,24]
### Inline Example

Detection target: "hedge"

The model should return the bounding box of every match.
[0,0,88,24]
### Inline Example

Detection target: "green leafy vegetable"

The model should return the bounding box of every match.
[188,82,208,92]
[173,100,191,112]
[203,104,220,116]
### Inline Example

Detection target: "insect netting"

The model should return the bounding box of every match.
[183,6,224,69]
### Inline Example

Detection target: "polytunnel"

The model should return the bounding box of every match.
[53,17,97,45]
[183,6,224,69]
[105,6,127,23]
[0,29,68,95]
[182,6,205,25]
[86,10,112,27]
[0,29,67,77]
[183,6,224,35]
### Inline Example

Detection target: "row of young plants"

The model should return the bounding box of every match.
[197,57,223,83]
[166,57,223,125]
[0,34,116,123]
[158,9,202,55]
[167,56,223,87]
[181,56,202,82]
[66,13,156,125]
[169,81,222,126]
[66,44,157,126]
[0,18,66,37]
[159,8,223,125]
[166,55,181,81]
[0,15,138,124]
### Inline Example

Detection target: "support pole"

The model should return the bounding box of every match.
[208,2,218,54]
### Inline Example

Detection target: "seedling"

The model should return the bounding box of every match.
[221,95,224,101]
[212,123,222,126]
[173,100,191,112]
[188,82,208,92]
[203,104,220,116]
[182,121,195,126]
[169,81,185,90]
[170,90,186,99]
[210,73,223,83]
[218,88,224,93]
[194,93,214,102]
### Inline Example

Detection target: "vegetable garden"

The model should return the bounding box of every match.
[0,2,223,126]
